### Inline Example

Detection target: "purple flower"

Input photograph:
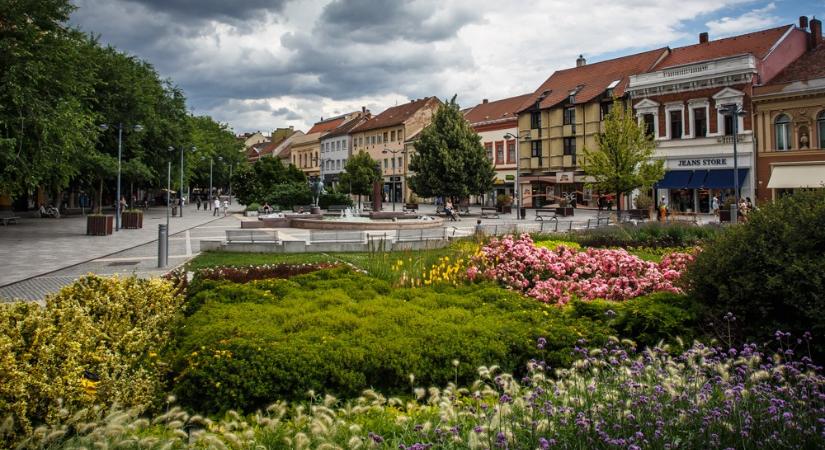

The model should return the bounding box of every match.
[368,432,384,444]
[537,337,547,349]
[499,394,512,404]
[539,437,550,449]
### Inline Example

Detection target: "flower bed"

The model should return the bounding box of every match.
[469,234,694,305]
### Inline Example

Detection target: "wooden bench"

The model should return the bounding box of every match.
[403,203,419,212]
[0,211,21,225]
[535,209,558,222]
[225,229,279,243]
[480,207,500,219]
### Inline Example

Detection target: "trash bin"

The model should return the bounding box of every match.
[171,206,178,216]
[519,207,526,220]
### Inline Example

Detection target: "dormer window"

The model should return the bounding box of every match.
[605,80,620,99]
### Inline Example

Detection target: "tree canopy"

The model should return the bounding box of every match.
[407,96,494,201]
[581,99,664,217]
[339,150,381,207]
[230,157,307,206]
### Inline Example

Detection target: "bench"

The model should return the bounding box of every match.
[292,204,314,213]
[327,204,349,213]
[535,209,558,222]
[480,207,499,219]
[0,211,21,225]
[225,229,279,243]
[403,203,419,212]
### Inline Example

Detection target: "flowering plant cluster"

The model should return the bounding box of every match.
[23,335,824,449]
[192,262,337,284]
[468,234,694,305]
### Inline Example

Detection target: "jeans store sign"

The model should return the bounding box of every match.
[676,158,727,167]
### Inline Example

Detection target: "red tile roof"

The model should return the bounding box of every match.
[655,25,792,69]
[307,116,346,134]
[351,97,440,133]
[324,115,368,138]
[763,43,825,84]
[464,93,532,125]
[517,48,668,112]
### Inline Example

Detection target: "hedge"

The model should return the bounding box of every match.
[170,267,700,413]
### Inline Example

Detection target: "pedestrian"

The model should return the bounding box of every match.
[658,196,668,222]
[222,199,229,216]
[746,197,753,210]
[196,196,202,211]
[213,197,220,216]
[711,195,719,216]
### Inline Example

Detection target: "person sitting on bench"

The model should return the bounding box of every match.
[444,200,459,221]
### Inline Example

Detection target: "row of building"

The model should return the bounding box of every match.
[241,16,825,211]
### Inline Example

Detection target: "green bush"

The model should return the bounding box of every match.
[318,191,354,209]
[556,221,720,248]
[0,276,182,447]
[264,182,312,209]
[686,190,825,353]
[170,268,702,413]
[245,202,260,212]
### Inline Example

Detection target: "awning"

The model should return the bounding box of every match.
[767,164,825,189]
[685,170,709,188]
[703,169,748,189]
[656,170,693,189]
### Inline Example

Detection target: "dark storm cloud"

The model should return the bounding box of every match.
[120,0,290,24]
[319,0,482,43]
[272,107,302,120]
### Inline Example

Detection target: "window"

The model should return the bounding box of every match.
[398,157,403,169]
[818,111,825,149]
[723,106,735,136]
[643,114,655,137]
[337,160,341,170]
[693,107,707,137]
[358,137,363,146]
[531,140,541,157]
[377,134,383,144]
[775,114,791,151]
[669,110,683,139]
[384,158,388,169]
[563,137,576,155]
[484,142,493,160]
[563,107,576,125]
[383,132,388,142]
[343,140,347,150]
[600,102,613,120]
[336,141,341,150]
[398,129,403,140]
[507,140,516,163]
[495,142,504,164]
[390,130,396,141]
[530,111,541,129]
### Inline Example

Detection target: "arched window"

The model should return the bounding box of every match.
[775,114,791,151]
[818,111,825,149]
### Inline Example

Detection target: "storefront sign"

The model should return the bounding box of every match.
[677,158,728,167]
[557,172,575,183]
[505,175,515,181]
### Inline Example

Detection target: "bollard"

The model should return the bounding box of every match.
[158,224,168,268]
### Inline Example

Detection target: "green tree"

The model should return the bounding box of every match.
[339,150,381,208]
[229,157,306,206]
[187,115,245,193]
[407,96,494,203]
[581,99,664,219]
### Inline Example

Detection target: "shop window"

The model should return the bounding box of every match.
[643,114,655,137]
[485,142,493,160]
[693,107,707,137]
[818,111,825,149]
[669,110,683,139]
[530,111,541,129]
[775,114,791,151]
[507,140,516,163]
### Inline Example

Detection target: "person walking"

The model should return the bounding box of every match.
[196,196,202,211]
[222,199,229,216]
[213,197,220,216]
[711,195,719,216]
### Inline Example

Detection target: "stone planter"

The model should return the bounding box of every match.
[555,207,574,217]
[244,210,259,217]
[122,211,143,229]
[87,215,113,236]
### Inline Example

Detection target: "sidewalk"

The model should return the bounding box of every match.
[0,204,233,287]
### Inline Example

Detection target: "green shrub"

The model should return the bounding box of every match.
[686,190,825,354]
[264,182,312,209]
[170,268,702,413]
[318,191,354,209]
[245,202,261,212]
[0,276,182,447]
[558,221,720,248]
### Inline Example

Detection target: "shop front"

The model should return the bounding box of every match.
[656,156,751,213]
[383,176,403,203]
[766,161,825,198]
[489,172,516,207]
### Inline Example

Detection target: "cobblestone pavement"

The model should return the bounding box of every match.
[0,206,241,301]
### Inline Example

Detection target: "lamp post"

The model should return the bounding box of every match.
[504,131,529,219]
[228,163,233,205]
[99,123,143,231]
[382,148,406,211]
[718,105,746,224]
[169,146,197,217]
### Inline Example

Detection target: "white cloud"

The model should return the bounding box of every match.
[706,2,780,37]
[71,0,770,133]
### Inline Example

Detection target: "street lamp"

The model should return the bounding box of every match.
[168,145,197,217]
[504,131,529,220]
[718,105,746,224]
[99,123,143,231]
[382,148,406,211]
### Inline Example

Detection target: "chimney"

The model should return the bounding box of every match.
[811,18,822,49]
[482,98,488,104]
[289,125,294,131]
[361,106,366,113]
[699,32,709,44]
[800,16,809,29]
[576,54,586,67]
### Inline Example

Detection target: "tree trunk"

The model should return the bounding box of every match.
[97,178,104,214]
[616,187,622,223]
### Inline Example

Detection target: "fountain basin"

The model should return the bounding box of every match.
[290,216,443,230]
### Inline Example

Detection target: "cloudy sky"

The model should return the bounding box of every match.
[69,0,824,134]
